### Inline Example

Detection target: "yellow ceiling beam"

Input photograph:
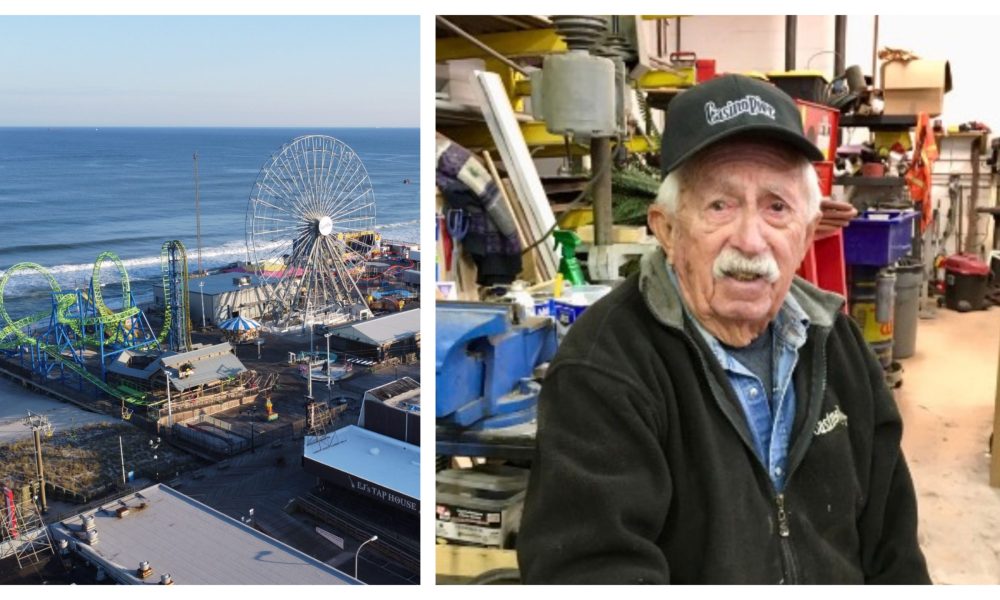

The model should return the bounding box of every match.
[439,122,657,158]
[638,67,697,89]
[437,28,566,62]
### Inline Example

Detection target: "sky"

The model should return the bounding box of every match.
[0,16,419,127]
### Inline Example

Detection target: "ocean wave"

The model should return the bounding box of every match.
[0,238,262,297]
[0,233,170,256]
[0,231,418,299]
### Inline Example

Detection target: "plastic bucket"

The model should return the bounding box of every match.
[892,263,922,359]
[850,267,894,369]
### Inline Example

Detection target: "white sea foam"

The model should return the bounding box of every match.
[0,225,417,298]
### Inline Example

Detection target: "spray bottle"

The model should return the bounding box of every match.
[552,229,585,286]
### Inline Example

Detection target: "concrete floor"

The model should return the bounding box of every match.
[896,305,1000,584]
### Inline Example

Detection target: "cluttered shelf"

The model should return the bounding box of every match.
[834,176,907,187]
[839,114,918,130]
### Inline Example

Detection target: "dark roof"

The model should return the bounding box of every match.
[364,377,420,403]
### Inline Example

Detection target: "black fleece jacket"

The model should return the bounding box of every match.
[517,249,930,584]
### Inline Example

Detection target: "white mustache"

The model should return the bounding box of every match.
[712,247,780,283]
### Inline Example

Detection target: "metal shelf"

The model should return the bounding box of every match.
[839,114,917,130]
[834,176,907,187]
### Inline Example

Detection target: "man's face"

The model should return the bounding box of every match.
[649,140,818,342]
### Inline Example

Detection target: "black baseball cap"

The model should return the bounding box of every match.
[660,74,824,174]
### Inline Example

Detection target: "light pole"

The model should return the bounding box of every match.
[324,332,333,392]
[243,405,257,453]
[306,321,315,400]
[165,373,174,427]
[149,437,161,482]
[249,405,256,453]
[199,280,206,329]
[24,412,51,513]
[355,535,377,580]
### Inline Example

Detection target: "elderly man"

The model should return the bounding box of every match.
[517,75,930,584]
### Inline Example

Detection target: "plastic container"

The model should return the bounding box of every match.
[436,465,530,549]
[552,284,612,339]
[849,266,894,369]
[892,262,923,359]
[943,253,990,312]
[843,210,918,267]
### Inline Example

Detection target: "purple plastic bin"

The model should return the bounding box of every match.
[843,210,917,267]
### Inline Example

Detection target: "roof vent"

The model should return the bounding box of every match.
[160,573,174,585]
[137,560,153,579]
[116,506,130,518]
[84,528,99,545]
[82,514,96,530]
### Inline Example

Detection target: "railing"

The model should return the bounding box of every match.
[295,493,419,573]
[169,418,301,457]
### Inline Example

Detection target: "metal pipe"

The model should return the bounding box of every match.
[33,429,46,512]
[436,16,529,76]
[355,535,378,580]
[326,333,332,392]
[193,152,203,275]
[834,16,847,76]
[590,137,613,247]
[967,136,984,254]
[872,16,879,88]
[166,374,173,427]
[199,281,206,329]
[308,322,314,399]
[120,436,126,486]
[785,15,797,71]
[675,16,681,55]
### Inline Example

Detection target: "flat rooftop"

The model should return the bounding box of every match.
[154,272,263,297]
[303,425,420,502]
[48,484,357,585]
[365,376,421,409]
[325,310,420,346]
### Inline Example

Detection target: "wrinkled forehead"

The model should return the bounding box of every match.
[681,138,809,202]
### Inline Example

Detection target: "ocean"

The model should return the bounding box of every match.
[0,127,419,319]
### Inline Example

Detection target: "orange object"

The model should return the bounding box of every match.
[905,112,938,232]
[2,485,17,539]
[813,161,834,196]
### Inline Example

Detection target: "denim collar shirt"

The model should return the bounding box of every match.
[667,264,810,491]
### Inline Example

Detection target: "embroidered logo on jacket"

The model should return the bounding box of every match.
[705,95,777,125]
[814,406,848,436]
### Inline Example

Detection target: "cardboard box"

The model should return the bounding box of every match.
[881,59,952,117]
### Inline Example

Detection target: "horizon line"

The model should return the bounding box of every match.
[0,124,419,129]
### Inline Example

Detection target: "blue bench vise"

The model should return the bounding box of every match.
[436,302,557,430]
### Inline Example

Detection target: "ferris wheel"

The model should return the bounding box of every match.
[246,135,377,326]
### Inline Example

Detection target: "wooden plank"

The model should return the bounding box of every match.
[481,150,544,284]
[503,181,544,284]
[473,70,558,279]
[992,326,1000,487]
[435,543,519,582]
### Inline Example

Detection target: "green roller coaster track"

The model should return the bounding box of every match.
[159,240,192,351]
[0,245,191,415]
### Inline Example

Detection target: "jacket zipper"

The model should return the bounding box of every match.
[684,330,802,584]
[775,493,797,583]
